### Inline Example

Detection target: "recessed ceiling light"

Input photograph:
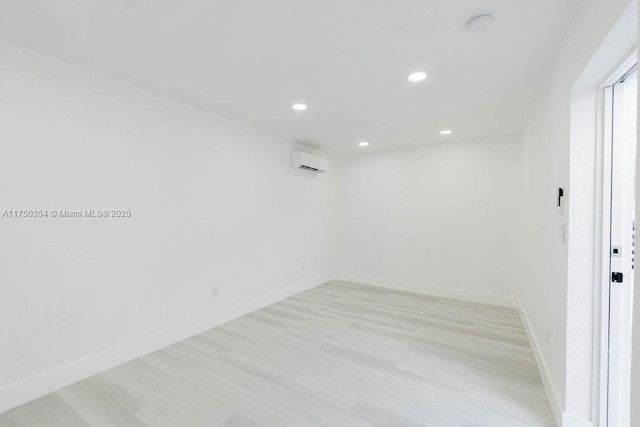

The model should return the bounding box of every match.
[359,141,369,147]
[292,103,307,111]
[440,129,453,135]
[407,72,427,82]
[466,14,494,32]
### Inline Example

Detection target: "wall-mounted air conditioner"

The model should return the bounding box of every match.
[291,151,328,174]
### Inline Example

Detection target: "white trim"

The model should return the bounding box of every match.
[562,412,593,427]
[595,52,638,427]
[518,301,564,426]
[594,82,613,427]
[598,82,615,427]
[518,301,595,427]
[0,272,334,414]
[602,51,638,87]
[569,2,638,420]
[334,272,519,308]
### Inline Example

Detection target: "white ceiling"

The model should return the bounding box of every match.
[0,0,580,156]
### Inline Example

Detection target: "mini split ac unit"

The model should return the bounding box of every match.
[291,151,328,174]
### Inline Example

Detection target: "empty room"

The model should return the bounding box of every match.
[0,0,639,426]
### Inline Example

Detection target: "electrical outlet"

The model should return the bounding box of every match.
[211,283,219,299]
[545,329,551,346]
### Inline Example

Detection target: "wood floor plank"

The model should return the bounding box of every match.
[0,281,555,426]
[0,393,90,427]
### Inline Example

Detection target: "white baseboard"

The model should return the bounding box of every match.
[1,272,587,427]
[0,272,333,414]
[561,412,592,427]
[334,272,519,308]
[518,302,565,427]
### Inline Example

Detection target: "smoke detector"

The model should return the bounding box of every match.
[466,14,494,33]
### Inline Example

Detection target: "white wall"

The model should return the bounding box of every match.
[334,135,521,301]
[632,3,640,423]
[520,0,635,423]
[2,2,640,423]
[0,40,334,411]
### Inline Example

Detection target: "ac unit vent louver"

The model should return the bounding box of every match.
[291,151,328,174]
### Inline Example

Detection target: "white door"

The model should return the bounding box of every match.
[606,65,637,427]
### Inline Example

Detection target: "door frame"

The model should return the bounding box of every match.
[595,52,637,427]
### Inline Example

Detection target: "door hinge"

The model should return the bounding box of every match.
[612,272,624,283]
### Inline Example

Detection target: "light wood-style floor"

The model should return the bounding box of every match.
[0,281,555,426]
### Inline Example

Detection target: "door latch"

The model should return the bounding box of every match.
[612,272,624,283]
